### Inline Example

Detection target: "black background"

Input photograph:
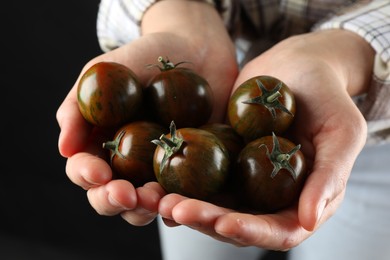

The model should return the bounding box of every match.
[1,1,162,259]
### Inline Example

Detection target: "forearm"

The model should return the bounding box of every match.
[312,0,390,144]
[142,0,231,50]
[262,29,375,96]
[298,30,375,96]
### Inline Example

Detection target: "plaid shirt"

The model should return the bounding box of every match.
[97,0,390,144]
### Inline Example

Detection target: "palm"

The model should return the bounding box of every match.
[57,32,237,224]
[157,36,368,250]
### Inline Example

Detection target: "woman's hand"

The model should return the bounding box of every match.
[56,1,237,226]
[158,29,374,250]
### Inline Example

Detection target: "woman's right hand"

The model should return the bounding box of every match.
[56,0,238,226]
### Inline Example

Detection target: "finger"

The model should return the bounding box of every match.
[137,182,167,212]
[171,199,233,229]
[298,96,367,231]
[168,198,237,244]
[215,210,309,251]
[161,217,181,227]
[66,152,112,190]
[56,85,93,158]
[120,182,166,226]
[122,182,165,225]
[87,179,137,216]
[121,208,158,226]
[158,193,189,221]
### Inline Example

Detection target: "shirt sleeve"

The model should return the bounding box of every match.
[96,0,157,52]
[314,0,390,145]
[96,0,218,52]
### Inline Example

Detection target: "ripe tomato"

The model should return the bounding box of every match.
[152,121,229,200]
[199,123,245,207]
[199,123,244,165]
[145,57,213,128]
[102,121,166,187]
[227,75,295,142]
[235,133,307,213]
[77,62,143,128]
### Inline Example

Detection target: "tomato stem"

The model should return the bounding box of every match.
[102,141,116,150]
[242,80,293,119]
[266,91,282,103]
[145,56,191,71]
[158,56,175,70]
[276,153,291,163]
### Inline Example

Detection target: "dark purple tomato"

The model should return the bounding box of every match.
[77,62,143,128]
[199,123,245,208]
[145,57,213,128]
[199,123,244,164]
[235,133,307,213]
[102,121,166,187]
[228,75,295,142]
[152,121,229,200]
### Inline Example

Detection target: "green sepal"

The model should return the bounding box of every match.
[242,79,293,119]
[151,121,184,174]
[146,56,189,72]
[260,132,301,181]
[102,130,126,164]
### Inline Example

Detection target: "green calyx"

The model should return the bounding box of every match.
[242,79,293,119]
[260,133,301,181]
[146,56,189,72]
[151,121,184,174]
[102,130,126,163]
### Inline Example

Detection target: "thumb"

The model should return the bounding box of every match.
[298,101,367,231]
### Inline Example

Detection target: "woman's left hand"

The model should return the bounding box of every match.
[157,29,374,250]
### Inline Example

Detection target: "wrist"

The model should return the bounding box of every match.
[142,1,222,40]
[295,30,375,96]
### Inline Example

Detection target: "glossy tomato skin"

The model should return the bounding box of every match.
[77,62,143,128]
[103,121,167,187]
[228,75,295,142]
[153,128,229,200]
[199,123,244,163]
[145,67,213,128]
[199,123,245,207]
[235,135,307,213]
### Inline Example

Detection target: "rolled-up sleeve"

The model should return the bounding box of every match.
[315,0,390,144]
[96,0,219,52]
[96,0,157,52]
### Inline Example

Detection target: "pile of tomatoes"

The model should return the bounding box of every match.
[77,57,308,213]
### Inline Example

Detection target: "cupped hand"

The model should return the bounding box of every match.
[56,1,238,226]
[158,30,374,250]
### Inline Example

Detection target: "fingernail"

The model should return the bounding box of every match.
[133,207,154,216]
[108,194,131,210]
[81,173,100,188]
[316,199,327,223]
[216,218,243,240]
[81,171,110,189]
